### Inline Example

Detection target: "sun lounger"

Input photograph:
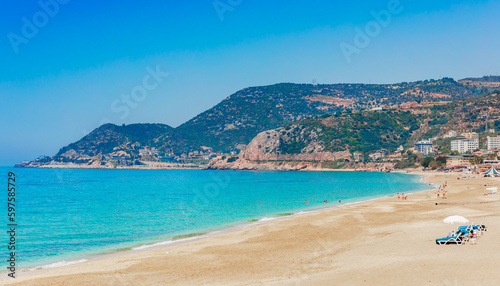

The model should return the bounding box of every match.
[458,225,487,233]
[436,231,467,245]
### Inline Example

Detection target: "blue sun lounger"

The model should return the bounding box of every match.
[436,231,468,245]
[458,225,487,232]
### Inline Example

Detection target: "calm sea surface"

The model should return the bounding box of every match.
[0,167,428,269]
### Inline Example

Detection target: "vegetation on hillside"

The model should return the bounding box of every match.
[25,77,500,166]
[254,90,500,157]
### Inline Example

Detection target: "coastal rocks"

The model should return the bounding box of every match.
[14,161,41,168]
[239,128,351,162]
[206,156,323,171]
[354,162,396,172]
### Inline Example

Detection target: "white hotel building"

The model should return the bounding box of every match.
[415,140,434,155]
[451,138,479,154]
[487,136,500,150]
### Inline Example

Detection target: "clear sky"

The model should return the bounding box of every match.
[1,0,499,166]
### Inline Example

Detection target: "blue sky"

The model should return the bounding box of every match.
[1,0,499,165]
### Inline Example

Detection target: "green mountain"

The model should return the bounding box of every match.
[238,89,500,160]
[56,123,175,158]
[277,110,420,155]
[173,78,485,152]
[18,76,500,167]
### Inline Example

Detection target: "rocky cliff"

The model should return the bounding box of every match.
[206,124,353,170]
[239,127,351,161]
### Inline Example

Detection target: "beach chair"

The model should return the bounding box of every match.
[458,225,486,234]
[477,222,487,231]
[458,225,478,232]
[435,231,467,245]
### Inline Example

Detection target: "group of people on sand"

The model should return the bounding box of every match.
[397,193,408,200]
[436,181,448,199]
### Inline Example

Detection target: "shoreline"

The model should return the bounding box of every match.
[0,172,430,280]
[14,165,424,173]
[9,172,429,277]
[3,172,430,281]
[5,171,499,285]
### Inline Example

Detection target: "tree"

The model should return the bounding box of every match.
[429,160,442,169]
[421,157,434,169]
[435,156,447,165]
[487,153,498,160]
[470,156,483,165]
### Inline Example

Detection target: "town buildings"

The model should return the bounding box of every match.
[353,152,364,162]
[451,138,479,154]
[415,140,434,155]
[443,131,457,138]
[446,156,472,167]
[461,132,479,139]
[487,136,500,150]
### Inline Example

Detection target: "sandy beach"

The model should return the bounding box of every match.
[4,172,500,286]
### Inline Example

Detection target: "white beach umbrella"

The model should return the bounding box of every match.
[443,215,469,224]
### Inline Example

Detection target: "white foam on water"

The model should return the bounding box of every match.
[258,217,278,222]
[133,241,175,250]
[42,259,88,269]
[132,236,198,250]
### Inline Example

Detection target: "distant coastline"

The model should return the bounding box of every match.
[16,80,500,174]
[15,161,422,172]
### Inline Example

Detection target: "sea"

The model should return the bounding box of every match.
[0,167,429,271]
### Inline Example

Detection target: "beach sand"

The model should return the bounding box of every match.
[3,172,500,285]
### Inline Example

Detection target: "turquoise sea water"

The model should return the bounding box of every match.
[0,167,428,270]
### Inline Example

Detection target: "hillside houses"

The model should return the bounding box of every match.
[487,136,500,150]
[451,138,479,153]
[415,140,434,155]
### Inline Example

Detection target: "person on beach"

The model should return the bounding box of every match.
[397,193,400,200]
[402,193,405,200]
[338,198,341,203]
